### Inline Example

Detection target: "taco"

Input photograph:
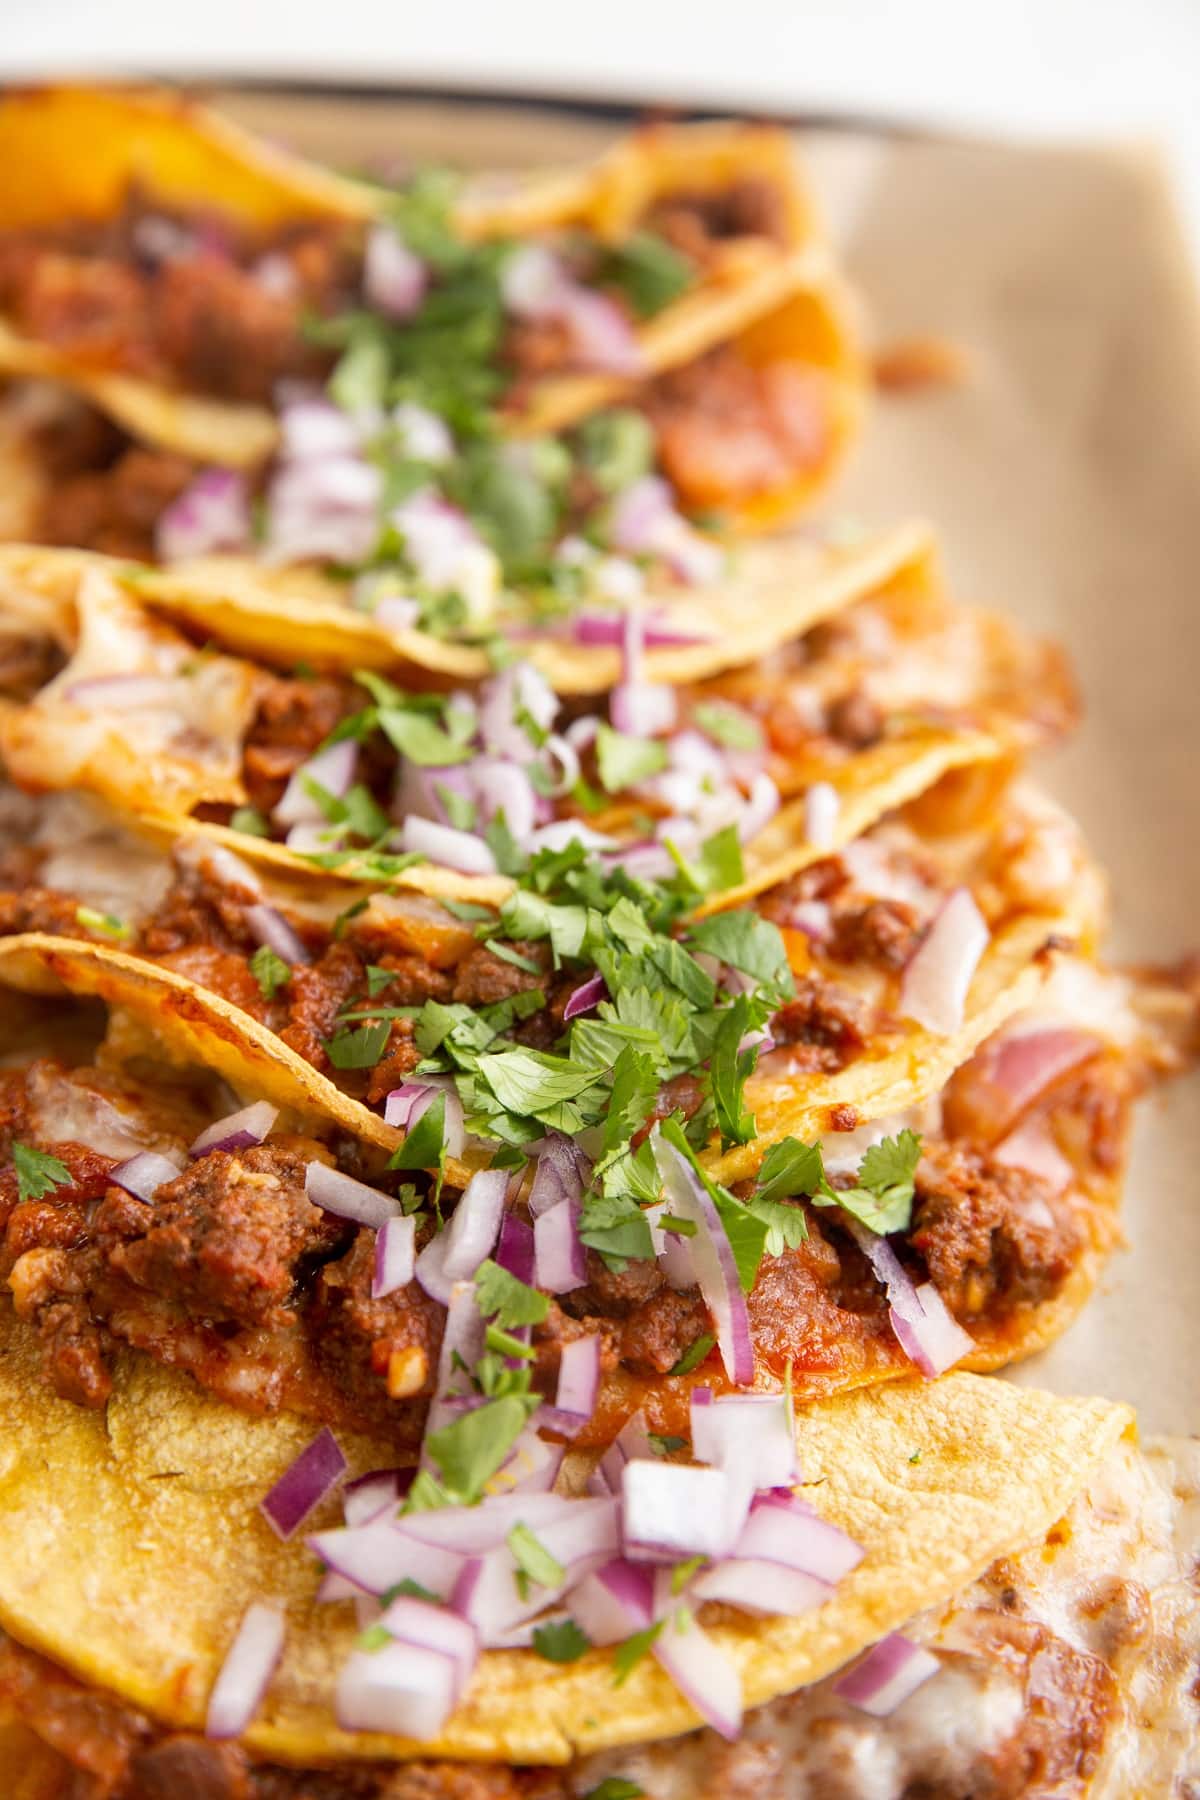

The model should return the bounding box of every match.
[0,1333,1196,1796]
[0,528,1072,913]
[0,88,864,661]
[0,745,1173,1447]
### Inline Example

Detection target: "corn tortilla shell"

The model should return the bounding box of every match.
[0,1310,1132,1764]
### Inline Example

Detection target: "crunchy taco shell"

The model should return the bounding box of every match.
[0,1310,1131,1764]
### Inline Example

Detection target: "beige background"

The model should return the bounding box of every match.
[218,92,1200,1429]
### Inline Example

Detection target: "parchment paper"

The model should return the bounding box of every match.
[213,89,1200,1431]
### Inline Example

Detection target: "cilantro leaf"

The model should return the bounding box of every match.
[657,1117,768,1293]
[425,1394,538,1505]
[595,724,668,793]
[325,1020,391,1069]
[612,1619,665,1684]
[744,1194,809,1257]
[753,1137,824,1207]
[578,1191,655,1268]
[833,1130,923,1234]
[388,1091,447,1174]
[377,704,474,767]
[692,702,763,752]
[507,1522,565,1593]
[475,1048,603,1129]
[250,944,292,1000]
[668,1333,716,1376]
[687,911,795,1004]
[648,1434,686,1456]
[600,230,694,317]
[707,999,757,1149]
[229,805,271,837]
[474,1258,550,1328]
[74,906,131,942]
[12,1143,71,1203]
[532,1617,591,1663]
[583,1782,645,1800]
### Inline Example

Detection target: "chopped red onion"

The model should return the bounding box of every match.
[889,1281,976,1379]
[567,1557,655,1646]
[652,1133,753,1386]
[265,456,383,566]
[478,662,559,763]
[528,818,619,854]
[736,772,781,845]
[245,903,311,967]
[343,1468,403,1529]
[597,1410,654,1499]
[736,1496,864,1581]
[993,1117,1074,1193]
[400,815,498,875]
[392,401,454,465]
[285,821,338,854]
[373,1214,417,1297]
[901,888,990,1036]
[384,1079,465,1158]
[572,609,713,650]
[415,1169,508,1305]
[374,595,422,634]
[273,740,358,828]
[421,1280,486,1450]
[260,1427,348,1540]
[562,972,607,1022]
[534,1198,587,1294]
[653,1607,743,1741]
[471,759,538,843]
[393,491,486,596]
[378,1595,478,1703]
[804,780,840,852]
[310,1515,463,1599]
[622,1459,740,1563]
[500,244,566,318]
[157,468,252,562]
[787,899,833,940]
[528,1132,591,1217]
[495,1213,535,1283]
[400,1492,577,1553]
[621,605,646,687]
[610,681,678,737]
[560,285,643,375]
[205,1601,286,1739]
[107,1150,182,1202]
[612,477,674,556]
[954,1024,1100,1141]
[541,1333,601,1438]
[541,732,581,796]
[834,1632,941,1716]
[847,1220,974,1378]
[364,225,428,321]
[689,1389,798,1492]
[689,1556,832,1617]
[278,397,361,462]
[335,1640,458,1740]
[315,1568,359,1603]
[305,1161,401,1230]
[189,1101,278,1159]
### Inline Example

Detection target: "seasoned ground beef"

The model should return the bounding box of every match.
[308,1230,444,1439]
[0,217,350,401]
[240,674,362,815]
[0,882,92,939]
[909,1140,1081,1319]
[827,897,921,972]
[450,942,547,1006]
[36,443,197,561]
[643,341,828,511]
[771,975,872,1069]
[826,690,885,750]
[647,177,789,262]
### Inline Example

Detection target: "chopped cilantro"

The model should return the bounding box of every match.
[229,805,271,837]
[667,1333,716,1377]
[377,704,474,767]
[909,1450,923,1465]
[753,1137,824,1208]
[670,1554,706,1593]
[250,944,292,1000]
[599,230,694,317]
[365,964,396,998]
[692,701,763,752]
[357,1623,392,1652]
[388,1091,448,1175]
[437,784,477,830]
[485,940,543,975]
[74,906,131,942]
[325,1019,391,1069]
[381,1577,440,1604]
[612,1619,665,1685]
[507,1522,566,1594]
[12,1143,71,1203]
[687,911,795,1004]
[578,1191,655,1268]
[582,1782,644,1800]
[648,1434,687,1457]
[532,1617,591,1663]
[595,724,668,793]
[574,409,656,493]
[486,1323,535,1360]
[424,1393,538,1505]
[474,1258,550,1328]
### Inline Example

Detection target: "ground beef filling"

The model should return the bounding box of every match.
[0,214,353,401]
[642,340,830,513]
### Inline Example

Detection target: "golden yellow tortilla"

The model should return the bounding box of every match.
[0,1307,1131,1765]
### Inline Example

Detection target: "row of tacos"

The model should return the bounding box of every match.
[0,85,1196,1800]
